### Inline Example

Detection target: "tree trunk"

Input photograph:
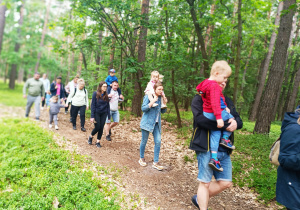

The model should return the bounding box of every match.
[0,0,6,54]
[131,0,150,117]
[241,36,255,94]
[109,35,116,69]
[34,0,51,72]
[9,0,25,89]
[233,0,242,106]
[254,0,296,134]
[204,2,215,50]
[286,66,300,112]
[186,0,209,78]
[18,68,24,83]
[249,2,283,121]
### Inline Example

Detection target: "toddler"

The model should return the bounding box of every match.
[49,95,66,130]
[196,60,235,172]
[145,71,167,108]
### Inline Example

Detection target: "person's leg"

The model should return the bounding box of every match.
[79,105,86,128]
[25,95,35,117]
[197,182,210,209]
[34,96,41,119]
[152,123,162,163]
[53,115,58,126]
[42,92,46,107]
[110,110,119,129]
[91,112,101,137]
[140,129,150,160]
[49,114,53,124]
[104,122,111,136]
[69,103,73,121]
[96,112,107,140]
[71,105,79,127]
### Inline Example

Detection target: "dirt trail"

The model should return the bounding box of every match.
[1,105,280,209]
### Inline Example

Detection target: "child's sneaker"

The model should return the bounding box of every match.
[55,125,59,130]
[152,103,158,107]
[118,98,124,103]
[220,138,236,150]
[49,124,52,129]
[152,162,164,171]
[208,159,223,172]
[161,104,167,109]
[138,158,147,167]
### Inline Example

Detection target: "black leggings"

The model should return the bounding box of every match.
[71,105,86,127]
[91,112,107,140]
[41,92,47,107]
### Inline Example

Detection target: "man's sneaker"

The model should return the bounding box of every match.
[69,118,72,123]
[81,127,86,132]
[138,158,147,167]
[88,136,93,145]
[25,114,28,118]
[55,125,59,130]
[152,103,158,107]
[49,124,52,129]
[191,195,199,209]
[208,159,223,172]
[64,111,68,114]
[220,138,236,150]
[152,162,164,171]
[73,125,77,130]
[96,142,101,148]
[106,134,111,141]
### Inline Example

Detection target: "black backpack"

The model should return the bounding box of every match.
[72,87,87,102]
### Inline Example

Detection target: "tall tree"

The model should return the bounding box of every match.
[254,0,296,134]
[233,0,242,105]
[9,0,25,89]
[249,2,283,121]
[0,0,6,54]
[131,0,150,117]
[286,66,300,112]
[34,0,51,72]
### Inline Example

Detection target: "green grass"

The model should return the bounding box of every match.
[0,118,121,209]
[0,82,26,107]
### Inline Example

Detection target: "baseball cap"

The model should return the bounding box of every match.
[109,69,116,73]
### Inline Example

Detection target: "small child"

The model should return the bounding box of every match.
[196,60,235,172]
[145,71,167,108]
[105,69,122,97]
[49,95,66,130]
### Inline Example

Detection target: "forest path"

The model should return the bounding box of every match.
[0,105,279,210]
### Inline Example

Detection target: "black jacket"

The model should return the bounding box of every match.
[189,93,243,153]
[50,82,66,98]
[91,91,111,119]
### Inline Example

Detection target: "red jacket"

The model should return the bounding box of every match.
[196,79,226,119]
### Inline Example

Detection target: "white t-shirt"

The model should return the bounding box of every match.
[110,89,119,111]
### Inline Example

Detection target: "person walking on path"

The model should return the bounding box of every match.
[49,95,66,130]
[65,75,79,116]
[139,81,168,171]
[190,82,243,210]
[50,76,66,102]
[39,73,50,110]
[88,81,111,148]
[66,78,89,131]
[23,72,45,120]
[104,81,124,141]
[276,106,300,210]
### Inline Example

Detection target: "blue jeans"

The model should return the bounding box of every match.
[140,123,161,163]
[203,110,233,152]
[106,110,119,123]
[196,151,232,183]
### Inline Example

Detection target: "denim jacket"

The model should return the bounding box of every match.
[140,95,167,132]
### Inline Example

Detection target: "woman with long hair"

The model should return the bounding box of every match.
[88,81,110,148]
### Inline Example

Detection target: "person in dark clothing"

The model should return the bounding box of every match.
[276,106,300,210]
[50,76,66,101]
[190,82,243,210]
[88,81,111,148]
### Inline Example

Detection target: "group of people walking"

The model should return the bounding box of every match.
[23,62,299,209]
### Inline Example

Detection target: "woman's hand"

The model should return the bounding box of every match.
[226,118,237,132]
[86,106,89,111]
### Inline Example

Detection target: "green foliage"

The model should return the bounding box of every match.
[0,118,120,209]
[0,81,26,107]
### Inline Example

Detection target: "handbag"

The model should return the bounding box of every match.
[269,137,280,166]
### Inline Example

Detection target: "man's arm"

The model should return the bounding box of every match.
[23,79,29,95]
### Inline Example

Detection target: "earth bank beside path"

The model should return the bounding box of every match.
[0,105,280,210]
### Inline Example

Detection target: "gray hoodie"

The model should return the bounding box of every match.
[49,101,65,115]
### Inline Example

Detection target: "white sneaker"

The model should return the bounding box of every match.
[152,162,164,171]
[41,107,44,110]
[152,103,158,107]
[55,125,58,130]
[49,124,52,129]
[161,104,167,109]
[139,158,147,167]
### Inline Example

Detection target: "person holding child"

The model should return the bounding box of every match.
[66,78,89,131]
[195,61,235,172]
[139,81,168,171]
[105,69,123,99]
[48,95,66,130]
[88,82,111,148]
[190,80,243,210]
